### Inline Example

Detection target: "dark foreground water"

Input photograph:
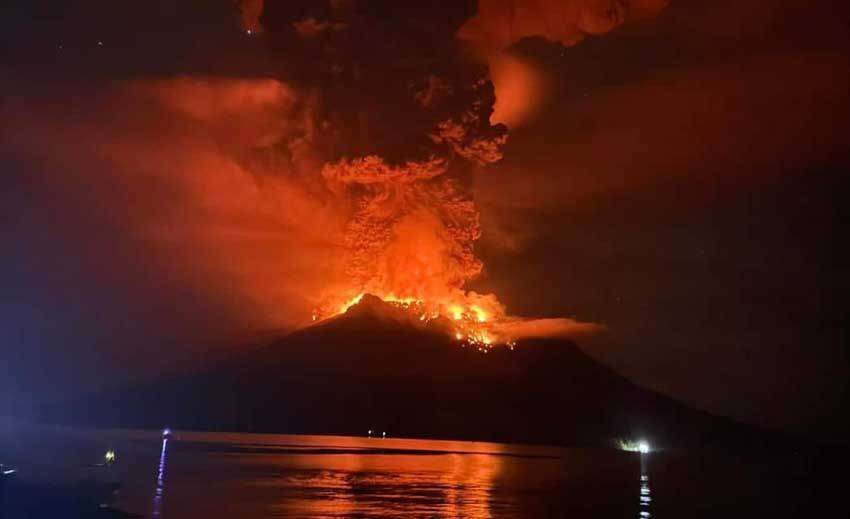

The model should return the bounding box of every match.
[0,421,845,518]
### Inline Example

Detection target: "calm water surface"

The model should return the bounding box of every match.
[0,422,842,518]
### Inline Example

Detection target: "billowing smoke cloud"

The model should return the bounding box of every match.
[459,0,669,126]
[315,71,509,308]
[321,157,481,300]
[459,0,669,53]
[311,71,515,330]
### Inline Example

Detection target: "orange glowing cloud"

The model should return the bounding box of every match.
[5,75,598,346]
[5,77,343,333]
[459,0,669,54]
[459,0,668,128]
[488,54,548,127]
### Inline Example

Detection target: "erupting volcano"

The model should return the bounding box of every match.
[305,94,586,347]
[247,1,610,348]
[311,83,513,348]
[14,0,837,472]
[311,104,517,349]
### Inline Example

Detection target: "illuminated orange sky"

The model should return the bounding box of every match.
[1,0,848,439]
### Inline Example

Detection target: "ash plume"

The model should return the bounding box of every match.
[247,1,630,340]
[6,1,657,347]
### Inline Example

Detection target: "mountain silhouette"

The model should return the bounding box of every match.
[47,295,790,450]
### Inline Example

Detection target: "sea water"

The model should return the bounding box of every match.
[0,421,842,518]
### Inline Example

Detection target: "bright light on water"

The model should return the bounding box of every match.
[617,439,652,453]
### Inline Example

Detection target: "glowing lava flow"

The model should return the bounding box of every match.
[312,293,516,353]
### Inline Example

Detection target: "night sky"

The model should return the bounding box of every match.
[1,1,848,441]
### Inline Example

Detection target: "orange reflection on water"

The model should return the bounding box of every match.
[197,436,508,518]
[149,432,572,518]
[259,451,502,518]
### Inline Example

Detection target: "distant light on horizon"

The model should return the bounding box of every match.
[617,438,652,453]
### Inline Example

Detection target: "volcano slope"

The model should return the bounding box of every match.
[50,296,789,450]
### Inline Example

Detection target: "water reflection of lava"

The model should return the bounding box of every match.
[267,451,502,518]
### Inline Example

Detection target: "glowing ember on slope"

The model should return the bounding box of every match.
[312,291,516,352]
[311,288,601,351]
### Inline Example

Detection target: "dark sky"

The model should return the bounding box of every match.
[1,0,848,440]
[469,0,850,440]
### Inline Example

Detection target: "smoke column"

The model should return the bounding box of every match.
[5,2,674,347]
